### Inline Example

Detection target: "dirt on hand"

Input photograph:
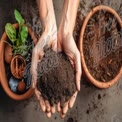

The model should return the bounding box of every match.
[37,46,77,107]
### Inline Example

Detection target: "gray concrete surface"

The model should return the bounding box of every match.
[0,0,122,122]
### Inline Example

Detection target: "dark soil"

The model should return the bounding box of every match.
[67,117,78,122]
[83,10,122,82]
[37,46,76,107]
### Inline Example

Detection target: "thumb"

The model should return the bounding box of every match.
[75,50,82,91]
[31,48,38,89]
[32,74,37,89]
[31,63,37,89]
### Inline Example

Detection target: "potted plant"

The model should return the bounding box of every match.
[0,9,37,100]
[79,5,122,88]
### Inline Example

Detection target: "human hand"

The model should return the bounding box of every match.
[32,0,81,118]
[31,28,57,118]
[57,0,81,118]
[31,0,57,118]
[57,32,81,118]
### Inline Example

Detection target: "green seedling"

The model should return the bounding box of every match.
[5,9,29,56]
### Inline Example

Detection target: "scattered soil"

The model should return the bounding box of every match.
[37,46,76,107]
[86,102,98,115]
[67,117,78,122]
[83,10,122,82]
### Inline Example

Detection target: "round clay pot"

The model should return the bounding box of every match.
[0,23,37,100]
[10,55,26,79]
[79,5,122,88]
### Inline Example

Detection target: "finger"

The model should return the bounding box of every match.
[57,102,61,112]
[60,110,66,119]
[45,100,51,112]
[57,39,62,52]
[35,88,46,112]
[31,48,38,88]
[35,88,41,100]
[39,100,46,112]
[38,50,44,61]
[51,105,56,114]
[75,51,82,91]
[69,58,75,68]
[51,38,57,51]
[69,91,78,108]
[62,102,69,115]
[60,114,65,119]
[46,112,52,118]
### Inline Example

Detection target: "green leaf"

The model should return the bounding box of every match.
[14,9,24,25]
[20,26,28,44]
[5,23,16,43]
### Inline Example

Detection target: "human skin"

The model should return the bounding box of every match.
[31,0,81,118]
[57,0,81,118]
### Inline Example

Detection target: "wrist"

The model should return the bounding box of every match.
[58,27,73,40]
[42,22,57,37]
[38,23,57,45]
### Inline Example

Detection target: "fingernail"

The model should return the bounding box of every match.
[46,112,52,118]
[47,107,50,112]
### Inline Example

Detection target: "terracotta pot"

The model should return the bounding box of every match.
[10,55,26,79]
[5,43,12,64]
[0,23,37,100]
[79,5,122,88]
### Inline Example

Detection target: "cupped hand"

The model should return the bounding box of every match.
[57,32,82,118]
[31,29,57,118]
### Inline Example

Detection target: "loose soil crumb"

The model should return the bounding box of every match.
[98,94,101,100]
[83,10,122,82]
[37,46,76,107]
[67,117,78,122]
[86,110,90,114]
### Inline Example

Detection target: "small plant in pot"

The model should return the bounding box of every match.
[0,9,37,100]
[5,10,29,63]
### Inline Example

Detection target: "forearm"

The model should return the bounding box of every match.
[36,0,57,33]
[58,0,80,35]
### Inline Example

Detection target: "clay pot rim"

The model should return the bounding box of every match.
[0,23,37,100]
[79,5,122,89]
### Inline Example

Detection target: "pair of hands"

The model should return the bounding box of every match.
[31,0,81,118]
[31,29,81,118]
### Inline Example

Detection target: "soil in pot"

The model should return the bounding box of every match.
[37,46,77,107]
[83,10,122,82]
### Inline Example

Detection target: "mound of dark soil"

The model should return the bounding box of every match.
[37,46,76,107]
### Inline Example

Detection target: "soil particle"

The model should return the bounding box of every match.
[67,117,78,122]
[37,46,77,107]
[54,117,57,120]
[98,94,101,100]
[86,110,90,114]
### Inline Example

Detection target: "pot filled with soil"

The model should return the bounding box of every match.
[79,5,122,88]
[37,46,77,107]
[0,9,37,100]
